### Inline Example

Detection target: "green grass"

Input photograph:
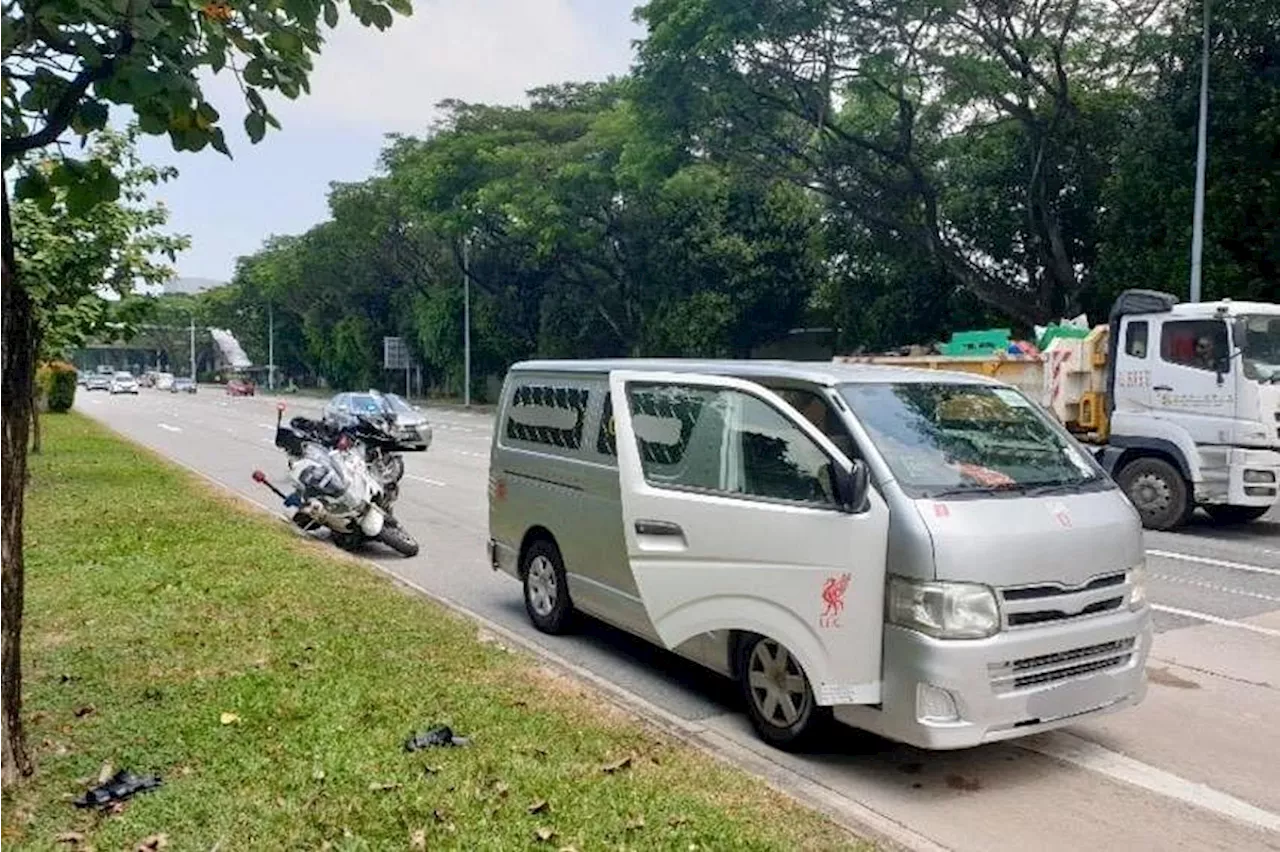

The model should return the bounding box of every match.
[4,414,868,851]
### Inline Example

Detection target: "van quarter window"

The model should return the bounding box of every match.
[627,383,840,506]
[505,384,590,449]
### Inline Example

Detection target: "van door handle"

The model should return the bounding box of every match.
[1153,385,1173,392]
[635,520,684,537]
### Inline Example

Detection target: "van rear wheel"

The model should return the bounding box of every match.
[1118,457,1192,531]
[737,635,830,751]
[522,539,572,634]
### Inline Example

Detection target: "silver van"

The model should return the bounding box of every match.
[487,360,1151,750]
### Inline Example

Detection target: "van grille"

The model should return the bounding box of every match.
[989,638,1136,694]
[1000,572,1128,628]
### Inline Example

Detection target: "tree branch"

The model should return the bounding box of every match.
[3,32,134,165]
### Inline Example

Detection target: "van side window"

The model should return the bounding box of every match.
[597,393,616,456]
[627,384,839,507]
[1160,320,1229,373]
[1124,321,1148,358]
[505,384,590,449]
[768,386,859,460]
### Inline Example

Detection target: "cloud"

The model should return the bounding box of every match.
[276,0,639,132]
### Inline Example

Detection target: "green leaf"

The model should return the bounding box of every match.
[323,0,338,26]
[13,170,51,206]
[244,58,268,86]
[210,127,231,156]
[385,0,411,16]
[369,4,393,29]
[72,100,110,135]
[245,111,267,143]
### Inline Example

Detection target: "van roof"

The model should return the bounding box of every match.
[509,359,999,387]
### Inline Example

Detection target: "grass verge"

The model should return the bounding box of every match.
[4,414,869,851]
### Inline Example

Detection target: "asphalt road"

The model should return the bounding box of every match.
[80,388,1280,851]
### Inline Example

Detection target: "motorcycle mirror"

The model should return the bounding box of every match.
[252,470,267,483]
[277,402,286,412]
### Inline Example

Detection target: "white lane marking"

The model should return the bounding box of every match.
[1146,549,1280,578]
[258,423,274,429]
[1026,731,1280,835]
[405,474,447,487]
[456,450,487,459]
[1150,572,1280,604]
[1151,604,1280,638]
[157,423,182,433]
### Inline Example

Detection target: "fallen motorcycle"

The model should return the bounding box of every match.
[253,404,423,557]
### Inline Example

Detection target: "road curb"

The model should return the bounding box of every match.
[133,430,949,852]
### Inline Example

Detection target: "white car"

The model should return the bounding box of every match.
[155,372,175,390]
[109,371,139,395]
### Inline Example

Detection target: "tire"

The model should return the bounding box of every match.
[376,522,419,557]
[521,538,572,634]
[1205,504,1270,525]
[1117,457,1192,531]
[737,634,830,751]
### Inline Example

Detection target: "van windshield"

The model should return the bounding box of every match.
[839,382,1109,499]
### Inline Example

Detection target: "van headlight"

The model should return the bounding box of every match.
[1128,564,1148,611]
[887,578,1000,639]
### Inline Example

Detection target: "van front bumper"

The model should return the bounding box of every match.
[835,606,1151,750]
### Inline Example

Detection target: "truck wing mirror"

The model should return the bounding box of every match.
[833,459,870,514]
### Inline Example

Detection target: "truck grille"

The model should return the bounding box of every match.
[989,638,1136,694]
[1000,572,1128,628]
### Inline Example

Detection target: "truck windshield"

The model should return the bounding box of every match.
[1234,315,1280,382]
[839,382,1108,499]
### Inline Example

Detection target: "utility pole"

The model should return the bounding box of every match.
[462,237,471,408]
[267,302,275,391]
[1189,0,1211,303]
[189,315,196,380]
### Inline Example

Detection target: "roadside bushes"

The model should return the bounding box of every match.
[38,361,78,412]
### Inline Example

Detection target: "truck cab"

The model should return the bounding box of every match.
[1105,293,1280,528]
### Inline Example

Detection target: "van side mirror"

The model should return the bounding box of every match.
[833,459,870,514]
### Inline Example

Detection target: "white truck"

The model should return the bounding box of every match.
[838,290,1280,530]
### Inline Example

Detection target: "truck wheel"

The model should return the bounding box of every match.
[737,635,830,751]
[1205,505,1270,525]
[522,539,573,634]
[1118,457,1192,531]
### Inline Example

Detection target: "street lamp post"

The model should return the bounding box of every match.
[1189,0,1211,303]
[189,314,196,381]
[462,237,471,408]
[267,302,275,391]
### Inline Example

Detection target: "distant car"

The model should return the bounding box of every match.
[109,371,139,395]
[171,377,197,394]
[226,378,255,396]
[323,390,433,449]
[138,372,156,388]
[155,372,175,390]
[85,374,110,392]
[76,370,89,387]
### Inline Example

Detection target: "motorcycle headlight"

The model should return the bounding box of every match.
[888,577,1000,639]
[1128,564,1148,611]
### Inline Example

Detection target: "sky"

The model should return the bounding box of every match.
[140,0,643,283]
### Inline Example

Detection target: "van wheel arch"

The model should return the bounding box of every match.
[518,526,556,579]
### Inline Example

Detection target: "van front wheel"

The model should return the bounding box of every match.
[737,635,830,751]
[522,539,572,634]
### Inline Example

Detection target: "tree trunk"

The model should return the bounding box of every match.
[2,179,36,787]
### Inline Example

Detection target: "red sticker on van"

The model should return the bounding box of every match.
[819,573,852,628]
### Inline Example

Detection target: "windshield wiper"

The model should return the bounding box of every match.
[922,482,1027,499]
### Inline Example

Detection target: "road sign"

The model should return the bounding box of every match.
[383,336,410,370]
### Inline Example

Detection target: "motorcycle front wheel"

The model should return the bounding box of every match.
[376,522,419,557]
